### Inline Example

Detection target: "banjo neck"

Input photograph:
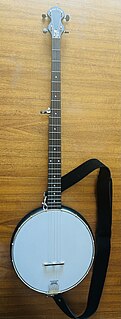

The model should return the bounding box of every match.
[41,7,69,210]
[48,39,61,209]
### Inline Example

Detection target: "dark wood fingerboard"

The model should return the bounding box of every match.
[47,39,61,209]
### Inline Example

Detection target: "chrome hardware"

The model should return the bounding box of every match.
[42,192,48,210]
[40,107,51,114]
[65,14,70,22]
[42,13,47,19]
[48,280,59,295]
[43,28,48,34]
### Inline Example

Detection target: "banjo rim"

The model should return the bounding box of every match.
[10,205,95,295]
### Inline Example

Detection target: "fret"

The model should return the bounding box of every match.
[48,198,61,200]
[49,178,61,182]
[51,98,60,100]
[52,60,60,62]
[48,172,61,174]
[48,186,60,190]
[49,156,61,158]
[48,201,61,204]
[51,90,60,94]
[49,149,61,154]
[49,162,61,166]
[49,127,61,130]
[51,98,61,102]
[48,168,61,171]
[49,132,61,135]
[49,130,61,132]
[52,81,61,83]
[48,195,61,197]
[49,124,61,126]
[49,120,61,123]
[48,177,61,180]
[49,117,61,120]
[48,205,61,209]
[51,108,61,111]
[48,182,61,188]
[48,192,61,194]
[48,198,61,201]
[48,191,60,199]
[48,189,61,192]
[48,179,61,182]
[48,203,61,206]
[49,136,61,139]
[49,143,61,148]
[49,118,61,120]
[48,196,61,198]
[49,128,61,130]
[49,143,61,146]
[49,165,61,167]
[48,176,61,178]
[48,188,61,190]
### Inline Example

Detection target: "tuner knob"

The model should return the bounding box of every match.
[42,13,47,19]
[65,14,70,22]
[43,28,48,34]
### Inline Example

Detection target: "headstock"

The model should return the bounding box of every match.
[42,6,70,38]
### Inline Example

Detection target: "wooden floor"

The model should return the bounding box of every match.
[0,0,121,318]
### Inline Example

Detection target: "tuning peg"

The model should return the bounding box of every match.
[42,13,47,19]
[40,107,51,114]
[65,14,70,22]
[43,28,48,34]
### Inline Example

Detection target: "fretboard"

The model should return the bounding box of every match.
[47,39,61,209]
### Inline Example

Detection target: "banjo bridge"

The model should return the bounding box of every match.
[43,261,64,267]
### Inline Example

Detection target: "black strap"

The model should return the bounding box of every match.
[53,158,112,319]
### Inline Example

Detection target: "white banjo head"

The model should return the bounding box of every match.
[11,206,95,295]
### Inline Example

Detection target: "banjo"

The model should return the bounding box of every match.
[10,7,95,296]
